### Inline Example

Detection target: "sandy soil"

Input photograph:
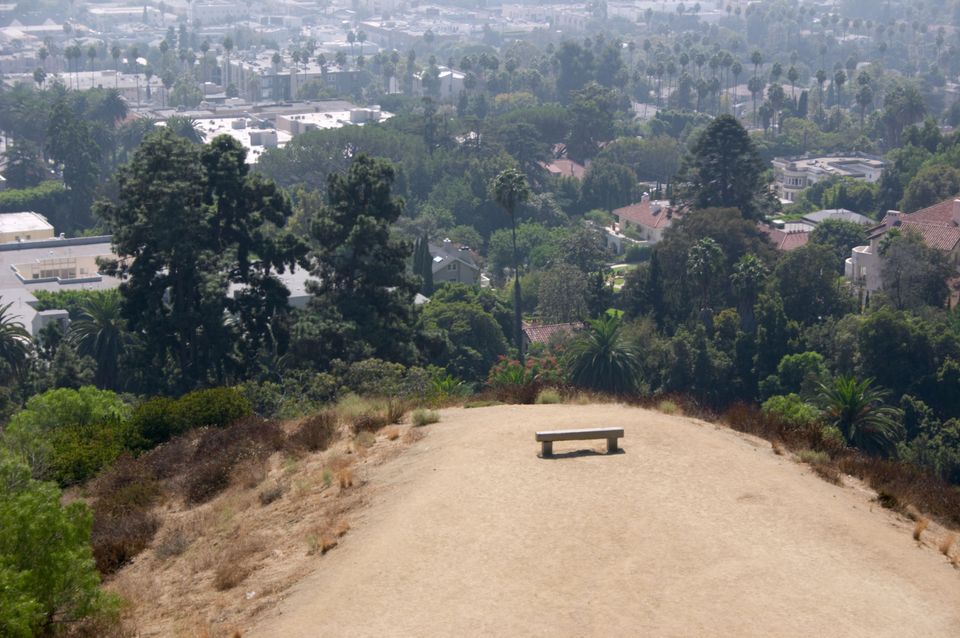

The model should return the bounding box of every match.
[249,403,960,638]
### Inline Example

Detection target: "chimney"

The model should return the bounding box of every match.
[953,199,960,226]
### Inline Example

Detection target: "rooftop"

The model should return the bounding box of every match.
[0,211,53,235]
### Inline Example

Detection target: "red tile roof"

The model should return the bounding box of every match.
[758,225,810,251]
[540,159,586,180]
[522,322,583,344]
[613,199,680,230]
[870,198,960,252]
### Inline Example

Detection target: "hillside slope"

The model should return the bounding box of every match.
[250,404,960,638]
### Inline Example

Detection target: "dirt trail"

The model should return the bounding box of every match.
[249,404,960,638]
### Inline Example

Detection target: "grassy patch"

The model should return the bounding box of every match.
[411,409,440,426]
[535,389,562,404]
[464,400,503,409]
[290,411,338,452]
[657,400,679,415]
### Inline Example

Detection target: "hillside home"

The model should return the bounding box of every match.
[845,198,960,292]
[772,155,885,202]
[612,194,681,244]
[430,239,480,286]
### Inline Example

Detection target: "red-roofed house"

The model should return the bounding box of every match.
[612,194,681,244]
[539,159,587,180]
[522,321,583,350]
[845,198,960,291]
[758,224,811,251]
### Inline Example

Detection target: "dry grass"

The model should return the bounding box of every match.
[213,561,253,591]
[657,400,679,415]
[411,409,440,427]
[939,532,956,556]
[233,458,269,490]
[258,482,285,506]
[383,426,401,440]
[535,389,562,404]
[290,411,338,452]
[154,525,192,560]
[306,518,351,556]
[212,536,264,591]
[913,518,929,542]
[354,431,376,450]
[402,427,426,445]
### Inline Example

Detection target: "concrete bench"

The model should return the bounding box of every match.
[535,427,624,457]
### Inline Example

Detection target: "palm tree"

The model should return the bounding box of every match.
[111,45,121,88]
[686,237,724,311]
[815,69,826,120]
[834,69,846,108]
[787,65,799,102]
[730,254,767,332]
[87,45,97,84]
[222,37,233,87]
[67,291,125,389]
[566,315,642,395]
[492,168,530,363]
[818,376,904,457]
[0,302,32,378]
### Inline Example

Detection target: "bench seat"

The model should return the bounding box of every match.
[535,427,624,456]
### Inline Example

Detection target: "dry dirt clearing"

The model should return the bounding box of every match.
[249,404,960,638]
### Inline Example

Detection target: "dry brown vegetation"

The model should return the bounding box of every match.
[939,532,956,556]
[719,402,960,528]
[914,518,930,542]
[93,402,427,637]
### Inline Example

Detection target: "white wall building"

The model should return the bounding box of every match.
[772,155,885,202]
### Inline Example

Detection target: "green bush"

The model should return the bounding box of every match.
[175,387,252,429]
[624,243,651,263]
[536,389,563,404]
[46,421,143,486]
[2,387,133,485]
[761,394,821,430]
[131,397,188,446]
[0,452,119,635]
[487,356,563,404]
[411,409,440,426]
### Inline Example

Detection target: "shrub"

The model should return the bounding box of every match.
[131,397,187,446]
[411,409,440,427]
[184,457,233,505]
[91,506,162,574]
[258,483,285,506]
[154,526,191,560]
[90,456,162,574]
[536,389,562,404]
[0,452,119,636]
[184,418,285,505]
[624,243,651,263]
[2,386,134,485]
[175,387,252,430]
[290,411,337,452]
[657,400,678,415]
[798,449,830,465]
[213,561,252,591]
[46,420,143,486]
[354,431,376,449]
[487,356,563,404]
[340,358,408,397]
[761,394,821,430]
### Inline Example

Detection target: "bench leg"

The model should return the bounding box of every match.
[607,437,618,454]
[541,441,553,457]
